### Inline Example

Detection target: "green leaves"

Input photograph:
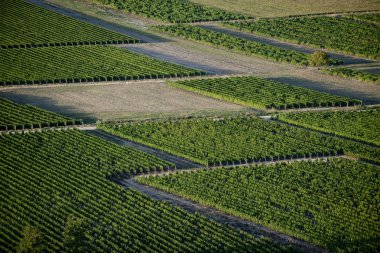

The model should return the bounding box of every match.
[156,25,310,65]
[0,46,205,85]
[62,216,89,253]
[95,0,249,23]
[228,16,380,60]
[138,159,380,252]
[321,67,380,85]
[0,130,286,252]
[17,226,46,253]
[100,116,380,165]
[0,0,138,48]
[278,109,380,146]
[171,76,360,109]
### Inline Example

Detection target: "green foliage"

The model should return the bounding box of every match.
[227,16,380,59]
[170,76,360,109]
[95,0,248,23]
[0,0,138,48]
[98,117,380,165]
[308,51,330,66]
[0,130,289,252]
[0,46,205,85]
[155,24,312,65]
[138,159,380,252]
[278,109,380,146]
[0,98,79,130]
[321,67,380,84]
[63,216,88,252]
[346,13,380,25]
[16,226,45,253]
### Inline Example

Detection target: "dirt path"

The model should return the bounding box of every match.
[119,176,328,253]
[26,0,165,43]
[199,23,379,66]
[0,81,247,124]
[122,40,294,75]
[23,0,380,105]
[88,127,342,253]
[87,129,202,169]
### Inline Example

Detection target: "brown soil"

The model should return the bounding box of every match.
[22,0,380,105]
[0,81,247,123]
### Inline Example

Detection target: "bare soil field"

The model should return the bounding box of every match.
[189,0,380,17]
[0,81,246,123]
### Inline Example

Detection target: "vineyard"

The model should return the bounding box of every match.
[278,109,380,146]
[0,129,293,252]
[95,0,248,23]
[0,0,138,48]
[156,25,312,65]
[226,16,380,59]
[170,76,360,109]
[137,159,380,252]
[1,0,379,251]
[347,13,380,25]
[0,46,205,85]
[321,67,380,85]
[0,98,81,131]
[98,117,380,165]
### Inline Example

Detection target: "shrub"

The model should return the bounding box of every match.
[308,51,330,66]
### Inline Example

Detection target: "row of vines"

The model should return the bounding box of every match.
[0,98,82,131]
[346,13,380,26]
[0,46,205,85]
[226,16,380,60]
[98,117,380,165]
[277,109,380,146]
[156,24,343,65]
[0,0,138,48]
[0,129,291,252]
[157,25,314,65]
[138,159,380,252]
[95,0,248,23]
[321,67,380,85]
[170,76,360,109]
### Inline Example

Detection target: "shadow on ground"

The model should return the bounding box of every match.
[0,92,98,124]
[269,76,380,105]
[201,24,378,65]
[26,0,171,44]
[124,44,239,75]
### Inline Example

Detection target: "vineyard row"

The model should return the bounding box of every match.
[0,46,206,86]
[0,0,139,48]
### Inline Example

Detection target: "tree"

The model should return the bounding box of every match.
[17,225,45,253]
[62,215,89,253]
[308,51,331,66]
